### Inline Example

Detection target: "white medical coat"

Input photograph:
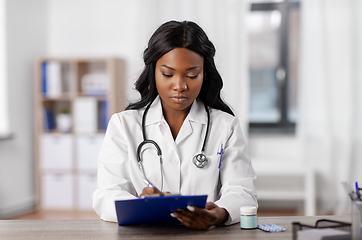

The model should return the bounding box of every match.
[92,96,257,225]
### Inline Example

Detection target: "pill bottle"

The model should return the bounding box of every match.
[240,206,257,229]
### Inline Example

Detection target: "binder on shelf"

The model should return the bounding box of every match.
[73,97,98,133]
[42,62,47,95]
[43,109,55,131]
[42,61,62,97]
[60,63,72,94]
[102,100,108,131]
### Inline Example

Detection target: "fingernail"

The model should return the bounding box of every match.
[170,213,177,218]
[187,206,195,212]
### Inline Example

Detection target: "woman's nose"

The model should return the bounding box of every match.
[173,76,187,91]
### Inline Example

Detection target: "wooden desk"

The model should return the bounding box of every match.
[0,215,350,240]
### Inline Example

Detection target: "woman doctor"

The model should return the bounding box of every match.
[92,20,257,230]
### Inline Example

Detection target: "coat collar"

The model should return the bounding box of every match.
[144,95,208,126]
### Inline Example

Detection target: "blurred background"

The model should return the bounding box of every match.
[0,0,361,219]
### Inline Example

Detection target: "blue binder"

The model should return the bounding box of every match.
[115,195,207,225]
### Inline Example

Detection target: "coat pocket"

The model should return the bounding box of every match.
[191,154,220,200]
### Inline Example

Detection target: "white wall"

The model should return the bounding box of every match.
[46,0,251,113]
[0,0,47,219]
[47,0,148,103]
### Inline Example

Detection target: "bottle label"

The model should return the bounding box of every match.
[240,215,257,229]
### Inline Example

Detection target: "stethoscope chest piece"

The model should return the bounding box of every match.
[192,153,208,168]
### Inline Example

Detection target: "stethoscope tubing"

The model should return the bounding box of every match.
[136,99,210,190]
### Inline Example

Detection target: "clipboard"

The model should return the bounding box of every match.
[115,195,207,225]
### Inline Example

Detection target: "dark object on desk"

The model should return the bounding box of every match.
[292,219,351,240]
[115,195,207,225]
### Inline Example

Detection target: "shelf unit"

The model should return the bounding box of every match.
[34,57,125,210]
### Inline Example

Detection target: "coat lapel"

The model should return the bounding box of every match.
[175,116,193,145]
[146,96,208,148]
[175,100,207,145]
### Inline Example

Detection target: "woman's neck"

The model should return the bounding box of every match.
[162,106,191,140]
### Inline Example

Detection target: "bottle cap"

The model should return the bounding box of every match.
[240,206,257,215]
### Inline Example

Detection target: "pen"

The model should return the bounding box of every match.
[356,182,361,200]
[143,179,162,193]
[356,181,359,196]
[341,181,359,201]
[217,144,224,169]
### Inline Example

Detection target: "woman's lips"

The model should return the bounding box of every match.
[170,96,188,103]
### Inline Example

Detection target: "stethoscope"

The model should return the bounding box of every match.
[136,100,210,190]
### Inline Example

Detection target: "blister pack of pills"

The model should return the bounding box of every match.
[257,223,286,232]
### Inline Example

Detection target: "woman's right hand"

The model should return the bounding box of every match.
[139,187,170,197]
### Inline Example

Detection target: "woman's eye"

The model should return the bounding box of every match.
[187,74,199,79]
[162,73,173,78]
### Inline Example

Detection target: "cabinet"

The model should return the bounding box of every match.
[34,57,125,210]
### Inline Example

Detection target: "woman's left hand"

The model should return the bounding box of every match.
[171,202,229,230]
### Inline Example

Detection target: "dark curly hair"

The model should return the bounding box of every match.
[126,20,234,116]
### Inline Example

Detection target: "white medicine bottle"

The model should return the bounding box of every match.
[240,206,257,229]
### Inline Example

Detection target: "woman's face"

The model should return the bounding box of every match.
[155,48,204,115]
